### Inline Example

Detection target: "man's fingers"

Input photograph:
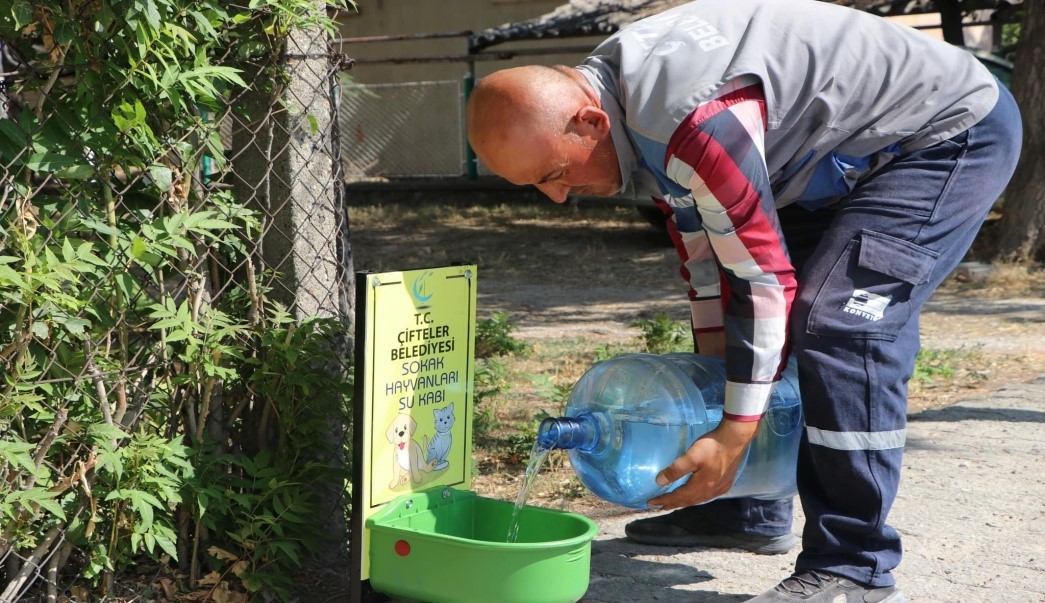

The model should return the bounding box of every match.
[649,477,713,509]
[648,482,696,509]
[649,474,732,509]
[655,456,698,486]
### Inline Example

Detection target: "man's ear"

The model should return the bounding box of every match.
[573,106,611,137]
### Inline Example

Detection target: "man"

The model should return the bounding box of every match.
[466,0,1022,601]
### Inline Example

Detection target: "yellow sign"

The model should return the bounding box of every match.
[354,265,476,580]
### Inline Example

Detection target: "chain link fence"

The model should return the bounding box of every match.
[0,3,353,601]
[341,80,469,179]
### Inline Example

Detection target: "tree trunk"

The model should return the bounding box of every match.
[995,2,1045,263]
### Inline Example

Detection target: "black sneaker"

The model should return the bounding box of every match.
[624,507,797,554]
[746,570,907,602]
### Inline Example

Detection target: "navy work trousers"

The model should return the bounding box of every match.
[696,84,1022,587]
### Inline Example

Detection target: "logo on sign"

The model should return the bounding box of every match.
[411,271,434,305]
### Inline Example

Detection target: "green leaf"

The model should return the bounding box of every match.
[0,440,37,474]
[148,164,173,191]
[154,533,179,560]
[131,237,163,267]
[112,100,147,133]
[34,495,67,520]
[134,490,165,510]
[137,499,155,531]
[89,422,130,443]
[0,117,29,162]
[0,265,26,288]
[116,273,139,300]
[164,329,189,343]
[76,242,107,266]
[150,311,184,330]
[79,217,123,238]
[57,164,96,180]
[30,321,49,339]
[135,22,150,59]
[62,238,76,263]
[12,1,34,29]
[24,152,93,179]
[143,0,161,31]
[53,20,76,45]
[272,540,302,566]
[167,234,195,252]
[17,488,67,520]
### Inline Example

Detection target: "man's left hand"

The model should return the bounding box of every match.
[647,419,760,509]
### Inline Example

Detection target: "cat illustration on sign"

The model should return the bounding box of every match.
[386,413,433,488]
[424,403,454,471]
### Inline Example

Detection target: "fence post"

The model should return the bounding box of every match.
[230,0,354,576]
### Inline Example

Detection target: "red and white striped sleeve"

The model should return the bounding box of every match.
[652,195,725,343]
[663,77,796,421]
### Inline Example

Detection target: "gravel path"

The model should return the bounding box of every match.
[583,377,1045,602]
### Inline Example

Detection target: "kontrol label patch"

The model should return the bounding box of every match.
[843,289,890,321]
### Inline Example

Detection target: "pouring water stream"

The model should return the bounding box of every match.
[506,441,553,543]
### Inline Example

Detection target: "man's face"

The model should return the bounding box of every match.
[476,120,622,204]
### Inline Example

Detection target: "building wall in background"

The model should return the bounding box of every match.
[339,4,999,86]
[891,11,997,48]
[339,0,591,85]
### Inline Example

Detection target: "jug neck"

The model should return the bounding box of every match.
[537,414,600,452]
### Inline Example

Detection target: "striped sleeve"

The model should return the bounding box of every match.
[663,77,796,421]
[652,195,725,339]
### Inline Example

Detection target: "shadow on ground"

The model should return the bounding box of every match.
[585,538,755,603]
[909,405,1043,424]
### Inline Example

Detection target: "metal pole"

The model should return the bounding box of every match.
[464,60,477,180]
[335,30,473,44]
[349,44,600,65]
[0,40,7,120]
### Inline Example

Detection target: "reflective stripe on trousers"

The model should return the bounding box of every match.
[805,426,906,451]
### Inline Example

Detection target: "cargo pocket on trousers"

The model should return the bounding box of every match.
[807,230,939,340]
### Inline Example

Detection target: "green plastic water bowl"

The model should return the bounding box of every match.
[366,489,598,603]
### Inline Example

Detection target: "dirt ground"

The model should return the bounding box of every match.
[347,194,1045,518]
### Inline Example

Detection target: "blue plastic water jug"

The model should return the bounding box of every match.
[536,353,802,509]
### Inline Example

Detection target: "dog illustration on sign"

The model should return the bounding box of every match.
[386,413,434,488]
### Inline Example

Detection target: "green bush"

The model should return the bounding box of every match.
[0,1,351,599]
[912,348,982,384]
[632,313,691,355]
[472,357,509,439]
[475,312,530,359]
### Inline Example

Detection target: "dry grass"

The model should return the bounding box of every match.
[938,262,1045,298]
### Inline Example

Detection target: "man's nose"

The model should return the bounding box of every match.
[536,182,570,204]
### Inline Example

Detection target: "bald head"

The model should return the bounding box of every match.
[465,65,622,202]
[467,66,589,167]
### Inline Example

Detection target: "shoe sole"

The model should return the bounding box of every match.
[624,529,797,555]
